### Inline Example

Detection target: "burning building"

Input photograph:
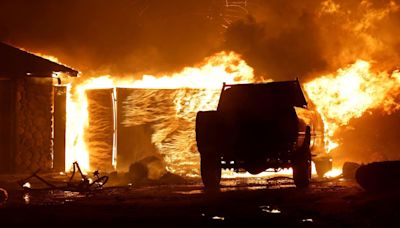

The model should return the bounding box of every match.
[64,51,255,176]
[1,0,400,179]
[0,42,78,174]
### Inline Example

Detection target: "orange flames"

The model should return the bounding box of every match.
[304,60,400,153]
[65,51,255,172]
[64,51,400,179]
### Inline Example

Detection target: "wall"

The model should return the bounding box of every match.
[14,77,53,172]
[86,89,115,172]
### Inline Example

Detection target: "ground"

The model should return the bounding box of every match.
[0,173,399,227]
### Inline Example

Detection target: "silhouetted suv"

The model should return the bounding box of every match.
[196,79,331,189]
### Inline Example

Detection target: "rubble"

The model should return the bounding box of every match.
[356,161,400,192]
[18,162,109,192]
[127,156,167,182]
[127,156,186,185]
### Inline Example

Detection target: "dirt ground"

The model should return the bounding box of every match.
[0,173,399,227]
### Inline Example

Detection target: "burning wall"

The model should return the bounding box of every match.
[120,88,220,176]
[65,51,254,174]
[83,87,223,176]
[86,89,115,172]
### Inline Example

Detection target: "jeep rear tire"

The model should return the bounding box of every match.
[293,147,311,188]
[293,128,312,188]
[200,150,221,191]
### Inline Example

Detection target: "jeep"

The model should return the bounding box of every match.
[195,79,332,189]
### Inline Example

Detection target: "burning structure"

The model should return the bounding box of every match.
[1,1,400,225]
[1,1,400,180]
[0,42,78,174]
[2,46,399,181]
[65,51,255,176]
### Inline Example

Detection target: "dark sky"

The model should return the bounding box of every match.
[1,0,400,81]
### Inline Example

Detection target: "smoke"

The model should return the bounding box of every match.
[335,111,400,164]
[222,1,400,166]
[1,0,399,80]
[224,0,400,81]
[0,0,224,76]
[224,13,327,81]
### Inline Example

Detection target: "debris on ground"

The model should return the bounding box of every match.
[127,156,186,185]
[356,160,400,192]
[127,156,166,181]
[342,162,361,179]
[18,162,109,192]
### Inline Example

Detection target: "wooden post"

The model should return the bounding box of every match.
[0,78,13,174]
[53,86,66,171]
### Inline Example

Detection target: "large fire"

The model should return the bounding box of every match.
[304,60,400,153]
[62,51,400,179]
[12,0,400,181]
[65,51,255,172]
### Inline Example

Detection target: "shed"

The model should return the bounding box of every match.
[0,42,77,173]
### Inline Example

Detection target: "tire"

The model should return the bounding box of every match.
[200,150,221,191]
[314,157,333,178]
[293,128,312,188]
[293,156,311,188]
[195,111,221,150]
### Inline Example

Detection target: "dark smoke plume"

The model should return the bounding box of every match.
[224,0,400,81]
[0,0,225,76]
[1,0,399,80]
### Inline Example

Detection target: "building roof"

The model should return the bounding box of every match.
[0,42,78,77]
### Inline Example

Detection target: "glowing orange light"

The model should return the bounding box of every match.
[304,60,400,153]
[65,51,255,173]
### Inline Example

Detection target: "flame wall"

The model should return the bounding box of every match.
[86,89,115,172]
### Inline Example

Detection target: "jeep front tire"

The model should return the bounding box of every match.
[200,150,221,191]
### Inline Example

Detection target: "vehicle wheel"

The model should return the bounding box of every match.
[293,149,311,188]
[200,150,221,191]
[315,157,333,178]
[293,128,312,188]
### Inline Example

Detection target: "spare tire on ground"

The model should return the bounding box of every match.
[355,161,400,192]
